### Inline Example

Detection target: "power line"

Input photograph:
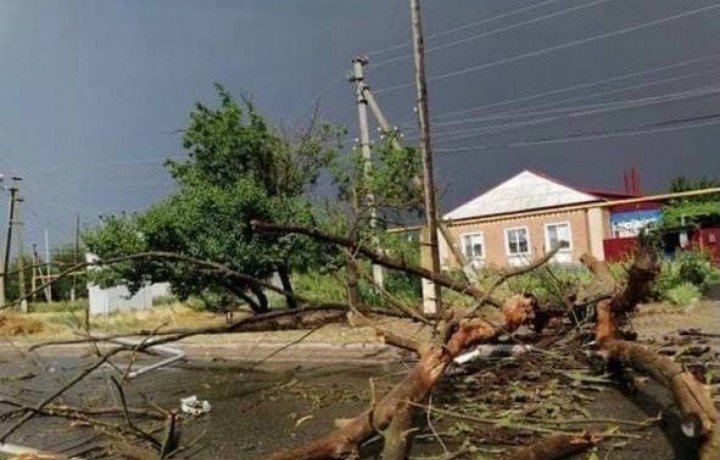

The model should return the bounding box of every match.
[512,110,720,147]
[23,155,187,173]
[396,51,720,126]
[433,110,720,153]
[367,0,567,56]
[414,84,720,142]
[374,3,720,94]
[428,65,720,129]
[371,0,613,68]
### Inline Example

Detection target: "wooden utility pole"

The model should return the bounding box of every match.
[350,56,384,288]
[15,196,26,313]
[410,0,442,316]
[44,228,52,302]
[1,185,19,309]
[31,244,38,302]
[71,214,79,302]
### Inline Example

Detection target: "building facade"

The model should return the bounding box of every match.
[439,170,646,269]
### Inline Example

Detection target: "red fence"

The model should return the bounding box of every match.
[692,228,720,264]
[603,237,638,262]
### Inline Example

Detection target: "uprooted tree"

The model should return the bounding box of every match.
[2,219,718,459]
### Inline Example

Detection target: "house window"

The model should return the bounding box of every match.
[461,233,484,262]
[545,222,572,251]
[505,227,530,255]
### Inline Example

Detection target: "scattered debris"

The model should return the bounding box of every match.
[180,395,212,415]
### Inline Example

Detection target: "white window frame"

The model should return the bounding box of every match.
[504,226,531,257]
[544,221,573,252]
[460,232,485,263]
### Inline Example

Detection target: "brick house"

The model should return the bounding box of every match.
[439,170,644,269]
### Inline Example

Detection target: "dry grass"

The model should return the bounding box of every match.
[0,303,224,340]
[0,314,46,336]
[0,302,434,350]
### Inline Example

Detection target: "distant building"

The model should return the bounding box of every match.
[437,170,689,269]
[85,253,172,316]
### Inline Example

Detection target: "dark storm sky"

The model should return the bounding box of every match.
[1,0,719,246]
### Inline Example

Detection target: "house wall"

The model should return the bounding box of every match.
[440,209,596,269]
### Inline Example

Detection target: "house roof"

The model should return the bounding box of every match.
[444,170,602,221]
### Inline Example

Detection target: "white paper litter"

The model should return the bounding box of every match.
[180,395,212,415]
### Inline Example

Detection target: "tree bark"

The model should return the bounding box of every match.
[588,244,719,460]
[502,432,594,460]
[269,295,538,460]
[248,283,268,313]
[278,265,297,309]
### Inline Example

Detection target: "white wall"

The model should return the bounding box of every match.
[85,252,171,316]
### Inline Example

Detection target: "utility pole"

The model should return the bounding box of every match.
[15,196,26,313]
[72,214,79,302]
[350,56,384,288]
[44,228,52,303]
[2,184,19,309]
[31,244,38,302]
[410,0,442,316]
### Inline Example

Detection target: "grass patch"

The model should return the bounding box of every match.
[28,299,87,313]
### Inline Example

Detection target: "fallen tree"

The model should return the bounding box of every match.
[587,244,720,460]
[2,223,717,459]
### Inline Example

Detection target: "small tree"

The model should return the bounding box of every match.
[85,85,341,313]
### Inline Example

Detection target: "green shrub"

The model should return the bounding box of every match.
[293,271,347,304]
[505,265,593,306]
[651,249,719,306]
[676,250,719,289]
[662,282,701,306]
[152,295,178,307]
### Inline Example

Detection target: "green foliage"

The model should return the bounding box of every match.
[651,249,719,305]
[663,175,720,229]
[28,300,87,313]
[331,134,423,225]
[669,175,719,197]
[84,85,341,312]
[51,245,88,300]
[661,282,701,307]
[293,271,347,304]
[504,265,593,306]
[661,200,720,229]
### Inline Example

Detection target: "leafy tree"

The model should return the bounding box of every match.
[331,133,423,230]
[50,244,88,300]
[84,85,341,313]
[663,175,720,229]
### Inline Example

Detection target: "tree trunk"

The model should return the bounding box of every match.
[249,283,269,313]
[587,244,719,460]
[278,265,297,309]
[345,254,360,309]
[269,295,538,459]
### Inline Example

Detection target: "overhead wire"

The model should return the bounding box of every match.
[366,0,567,57]
[370,0,613,68]
[393,64,720,136]
[430,51,720,122]
[428,64,720,128]
[374,3,720,94]
[407,84,720,142]
[433,110,720,154]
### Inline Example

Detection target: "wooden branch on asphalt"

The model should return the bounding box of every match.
[268,295,540,459]
[501,432,595,460]
[588,242,720,460]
